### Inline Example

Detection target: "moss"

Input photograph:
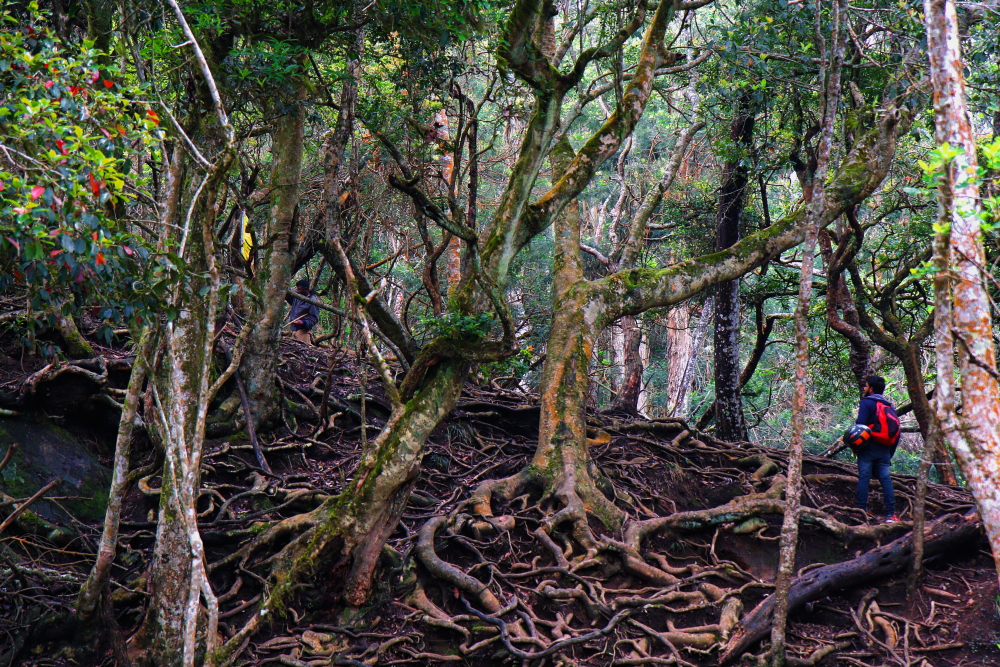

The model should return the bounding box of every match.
[66,473,110,522]
[844,104,876,138]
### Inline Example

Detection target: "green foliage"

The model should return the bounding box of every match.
[479,346,534,381]
[418,311,493,341]
[0,7,161,340]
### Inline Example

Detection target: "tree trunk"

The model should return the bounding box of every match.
[240,75,307,427]
[818,227,870,393]
[532,281,620,527]
[531,135,621,528]
[898,342,958,484]
[135,137,234,666]
[675,300,711,418]
[925,0,1000,585]
[664,305,692,415]
[214,358,470,663]
[613,314,644,415]
[713,101,755,441]
[770,3,845,662]
[697,301,786,430]
[78,328,154,622]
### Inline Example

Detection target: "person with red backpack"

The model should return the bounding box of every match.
[852,375,901,523]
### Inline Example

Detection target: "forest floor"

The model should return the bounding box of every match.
[0,336,998,667]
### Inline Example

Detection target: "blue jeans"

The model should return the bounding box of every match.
[856,444,895,517]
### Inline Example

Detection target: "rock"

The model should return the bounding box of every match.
[0,416,111,524]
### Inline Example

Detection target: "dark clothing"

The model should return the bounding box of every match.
[855,442,895,517]
[855,393,896,517]
[855,393,898,455]
[287,292,319,331]
[856,393,891,428]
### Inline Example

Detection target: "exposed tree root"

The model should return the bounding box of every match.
[3,349,991,667]
[720,509,981,662]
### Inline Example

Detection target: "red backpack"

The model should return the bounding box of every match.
[869,399,900,446]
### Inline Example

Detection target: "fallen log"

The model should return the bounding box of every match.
[720,509,982,663]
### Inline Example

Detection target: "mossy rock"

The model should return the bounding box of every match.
[0,416,111,523]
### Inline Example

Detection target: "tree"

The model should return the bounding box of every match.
[924,0,1000,585]
[770,1,845,661]
[712,96,755,441]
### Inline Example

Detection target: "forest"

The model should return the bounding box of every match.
[1,0,1000,665]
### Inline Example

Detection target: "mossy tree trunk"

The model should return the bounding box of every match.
[240,73,307,427]
[214,359,470,663]
[133,135,235,667]
[129,7,237,660]
[216,2,668,651]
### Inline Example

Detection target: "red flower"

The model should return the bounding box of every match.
[91,231,99,241]
[89,173,101,195]
[68,86,81,96]
[44,80,54,89]
[103,79,113,88]
[56,139,68,155]
[30,185,45,200]
[95,252,106,265]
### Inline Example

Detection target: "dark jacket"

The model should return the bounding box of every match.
[856,393,897,455]
[855,393,892,426]
[287,292,319,329]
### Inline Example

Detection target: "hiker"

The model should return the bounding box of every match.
[287,279,319,344]
[847,375,901,523]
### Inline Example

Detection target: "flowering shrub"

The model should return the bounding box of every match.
[0,6,161,340]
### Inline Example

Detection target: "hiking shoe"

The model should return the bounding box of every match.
[885,514,901,524]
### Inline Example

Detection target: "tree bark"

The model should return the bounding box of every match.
[240,74,307,427]
[135,137,234,667]
[78,328,155,622]
[665,305,693,415]
[770,3,845,662]
[713,100,755,441]
[924,0,1000,585]
[613,314,644,415]
[818,225,870,394]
